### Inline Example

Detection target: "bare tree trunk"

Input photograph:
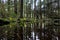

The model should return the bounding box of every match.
[14,0,17,14]
[39,0,42,40]
[19,0,23,18]
[18,0,23,40]
[8,0,10,11]
[8,0,10,17]
[34,0,37,40]
[0,0,1,17]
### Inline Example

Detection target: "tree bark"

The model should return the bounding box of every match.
[18,0,23,40]
[14,0,17,14]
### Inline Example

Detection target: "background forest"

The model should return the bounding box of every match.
[0,0,60,40]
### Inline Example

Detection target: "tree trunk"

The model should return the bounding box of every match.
[18,0,23,40]
[39,0,42,40]
[8,0,10,17]
[14,0,17,14]
[8,0,10,11]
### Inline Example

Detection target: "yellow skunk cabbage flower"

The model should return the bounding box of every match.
[23,18,26,20]
[10,17,13,21]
